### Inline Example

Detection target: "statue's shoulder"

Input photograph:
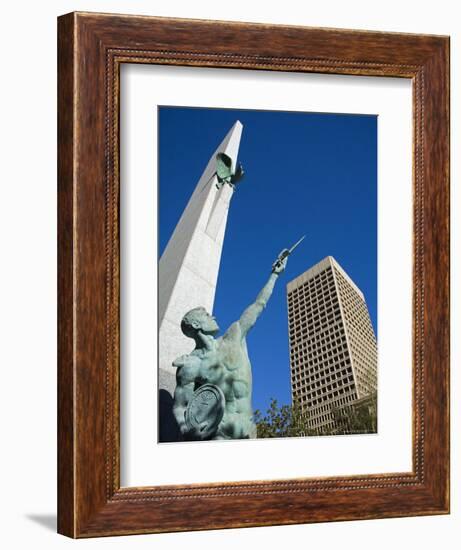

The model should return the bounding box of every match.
[172,354,201,369]
[222,321,242,341]
[173,354,201,386]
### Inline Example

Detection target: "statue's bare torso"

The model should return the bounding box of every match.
[174,321,255,439]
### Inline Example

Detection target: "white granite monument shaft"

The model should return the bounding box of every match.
[159,121,243,397]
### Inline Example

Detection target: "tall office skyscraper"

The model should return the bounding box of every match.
[286,256,377,434]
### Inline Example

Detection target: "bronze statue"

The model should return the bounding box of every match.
[172,238,304,441]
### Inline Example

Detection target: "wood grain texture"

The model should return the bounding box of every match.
[57,12,450,538]
[57,12,75,537]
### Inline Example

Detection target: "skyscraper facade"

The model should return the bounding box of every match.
[286,256,377,434]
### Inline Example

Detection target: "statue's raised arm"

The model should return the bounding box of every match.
[237,253,287,338]
[236,237,305,338]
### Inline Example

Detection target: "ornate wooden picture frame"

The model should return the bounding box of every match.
[58,12,450,538]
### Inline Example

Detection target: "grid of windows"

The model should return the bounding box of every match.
[335,269,377,397]
[286,256,378,434]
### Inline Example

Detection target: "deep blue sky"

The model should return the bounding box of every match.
[158,106,377,414]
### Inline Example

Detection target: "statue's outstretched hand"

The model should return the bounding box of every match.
[272,251,288,275]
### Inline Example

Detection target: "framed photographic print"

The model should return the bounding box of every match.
[58,12,450,537]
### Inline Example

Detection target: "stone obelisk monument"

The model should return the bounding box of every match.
[159,121,243,403]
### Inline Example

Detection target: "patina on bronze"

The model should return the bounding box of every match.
[184,384,225,440]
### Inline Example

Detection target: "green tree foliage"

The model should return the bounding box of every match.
[330,392,377,435]
[254,392,377,438]
[253,398,315,438]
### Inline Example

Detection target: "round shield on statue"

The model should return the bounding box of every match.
[185,384,225,440]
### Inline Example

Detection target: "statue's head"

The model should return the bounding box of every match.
[181,307,219,339]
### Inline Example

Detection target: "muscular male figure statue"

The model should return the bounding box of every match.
[172,253,288,440]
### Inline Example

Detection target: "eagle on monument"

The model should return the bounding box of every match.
[214,152,245,189]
